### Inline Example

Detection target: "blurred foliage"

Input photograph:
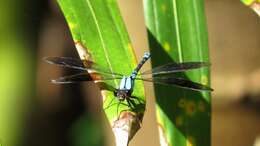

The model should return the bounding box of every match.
[143,0,211,146]
[0,0,33,145]
[70,114,104,146]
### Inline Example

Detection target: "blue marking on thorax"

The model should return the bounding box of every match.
[119,76,127,89]
[119,76,133,90]
[118,52,151,92]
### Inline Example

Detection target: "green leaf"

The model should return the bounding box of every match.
[143,0,211,146]
[57,0,145,145]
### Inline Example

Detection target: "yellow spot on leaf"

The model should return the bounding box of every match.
[175,116,183,126]
[201,76,208,85]
[163,42,171,52]
[161,4,167,12]
[68,22,76,29]
[185,100,196,116]
[128,43,133,51]
[178,98,186,108]
[186,136,196,146]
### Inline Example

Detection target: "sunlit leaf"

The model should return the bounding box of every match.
[143,0,211,145]
[57,0,146,145]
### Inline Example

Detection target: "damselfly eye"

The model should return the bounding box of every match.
[116,90,128,101]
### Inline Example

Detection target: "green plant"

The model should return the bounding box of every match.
[57,0,146,145]
[143,0,211,145]
[57,0,211,145]
[0,0,33,145]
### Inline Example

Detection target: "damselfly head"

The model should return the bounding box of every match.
[114,89,131,101]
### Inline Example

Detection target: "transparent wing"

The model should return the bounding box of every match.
[43,57,123,77]
[136,76,213,91]
[141,62,210,76]
[51,72,122,84]
[44,56,88,70]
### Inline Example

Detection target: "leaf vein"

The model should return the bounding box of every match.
[172,0,183,62]
[85,0,118,87]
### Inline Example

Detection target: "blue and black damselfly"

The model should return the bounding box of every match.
[44,52,213,113]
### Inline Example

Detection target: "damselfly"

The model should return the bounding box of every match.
[44,52,213,111]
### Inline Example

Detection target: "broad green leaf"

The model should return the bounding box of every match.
[143,0,211,146]
[241,0,260,16]
[57,0,145,145]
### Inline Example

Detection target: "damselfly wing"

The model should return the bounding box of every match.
[141,62,211,76]
[44,56,123,77]
[44,54,213,91]
[44,52,213,100]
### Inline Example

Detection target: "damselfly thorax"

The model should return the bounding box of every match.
[114,52,151,101]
